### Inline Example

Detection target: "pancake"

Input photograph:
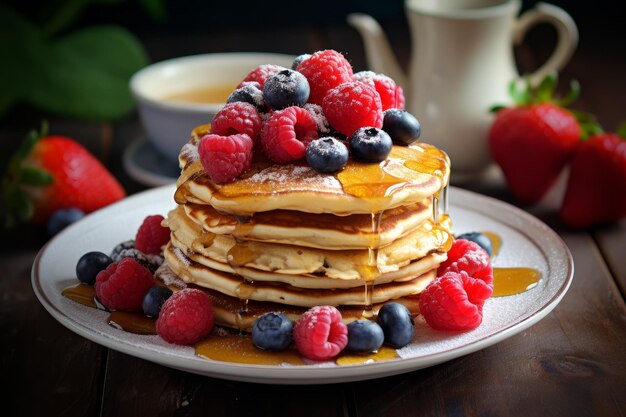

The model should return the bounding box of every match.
[175,125,450,216]
[161,118,453,332]
[196,285,422,332]
[166,205,452,280]
[182,198,433,250]
[165,242,436,308]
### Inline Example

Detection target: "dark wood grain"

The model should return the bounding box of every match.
[349,233,626,417]
[2,250,106,417]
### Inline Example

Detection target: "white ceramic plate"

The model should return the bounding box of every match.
[32,185,573,384]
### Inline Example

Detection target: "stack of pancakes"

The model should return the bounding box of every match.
[164,124,453,331]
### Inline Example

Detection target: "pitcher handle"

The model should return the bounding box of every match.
[513,2,578,86]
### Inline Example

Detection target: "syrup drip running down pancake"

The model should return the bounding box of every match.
[162,121,452,331]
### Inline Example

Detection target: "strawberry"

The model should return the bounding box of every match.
[1,123,125,226]
[560,129,626,228]
[489,73,582,204]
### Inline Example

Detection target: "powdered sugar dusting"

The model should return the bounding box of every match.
[303,103,330,134]
[246,165,341,190]
[155,263,186,288]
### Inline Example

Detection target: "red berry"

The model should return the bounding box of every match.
[438,239,493,286]
[322,81,383,137]
[489,103,580,204]
[95,258,155,311]
[198,133,254,184]
[419,271,492,331]
[156,288,214,345]
[135,215,169,255]
[211,102,263,142]
[260,106,319,163]
[293,305,348,361]
[560,132,626,228]
[354,71,398,111]
[394,85,406,110]
[239,64,286,89]
[296,50,354,104]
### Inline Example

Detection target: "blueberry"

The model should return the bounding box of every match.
[456,231,493,257]
[382,109,421,146]
[227,81,266,111]
[251,312,293,351]
[349,127,393,162]
[142,286,173,318]
[346,320,385,353]
[263,69,310,110]
[47,208,85,237]
[306,137,349,173]
[291,53,311,70]
[377,302,415,348]
[76,251,113,284]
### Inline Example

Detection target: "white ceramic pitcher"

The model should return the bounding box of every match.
[348,0,578,181]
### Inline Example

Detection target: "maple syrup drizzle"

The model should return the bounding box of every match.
[479,232,541,296]
[492,267,541,297]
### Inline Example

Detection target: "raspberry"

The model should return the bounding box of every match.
[394,85,406,110]
[239,64,286,89]
[293,305,348,361]
[95,258,155,311]
[198,133,254,183]
[438,239,493,286]
[419,271,492,331]
[211,102,263,142]
[260,106,319,163]
[135,215,170,255]
[156,288,214,345]
[322,81,383,137]
[296,49,354,104]
[354,71,398,111]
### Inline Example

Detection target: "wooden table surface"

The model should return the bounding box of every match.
[2,6,626,417]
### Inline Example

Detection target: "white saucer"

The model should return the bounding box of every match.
[123,138,179,187]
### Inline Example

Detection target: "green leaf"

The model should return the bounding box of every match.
[558,79,580,107]
[19,166,53,186]
[535,71,557,102]
[509,78,531,106]
[26,25,149,121]
[616,123,626,139]
[4,186,33,225]
[571,110,603,140]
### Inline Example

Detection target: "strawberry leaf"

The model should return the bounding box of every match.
[2,186,33,228]
[558,79,580,107]
[535,71,557,102]
[19,166,53,186]
[509,78,532,106]
[571,110,604,140]
[617,123,626,139]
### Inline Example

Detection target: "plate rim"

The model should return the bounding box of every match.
[31,185,574,384]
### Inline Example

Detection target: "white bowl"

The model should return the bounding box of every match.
[130,52,296,159]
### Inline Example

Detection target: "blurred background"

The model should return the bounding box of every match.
[1,0,624,127]
[1,0,625,234]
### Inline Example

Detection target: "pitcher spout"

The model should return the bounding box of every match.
[347,13,408,88]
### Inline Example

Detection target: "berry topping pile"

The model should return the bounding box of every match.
[198,49,421,182]
[419,239,494,331]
